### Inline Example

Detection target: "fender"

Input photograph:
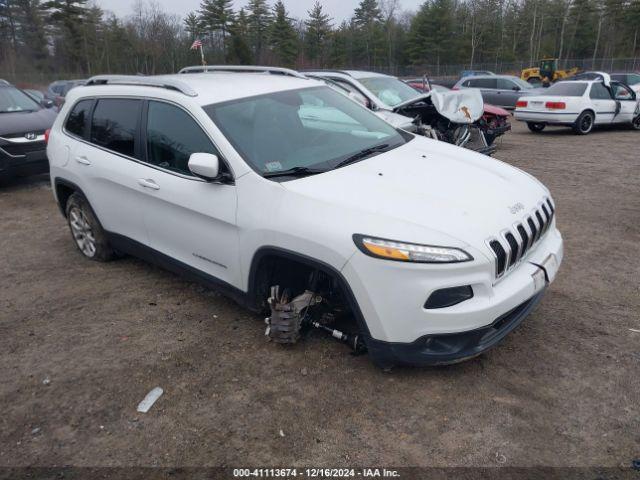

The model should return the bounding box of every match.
[247,246,372,338]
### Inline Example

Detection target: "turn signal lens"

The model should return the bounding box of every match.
[545,101,566,109]
[44,129,50,144]
[515,100,528,108]
[353,235,473,263]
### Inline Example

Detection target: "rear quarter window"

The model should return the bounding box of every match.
[65,99,93,138]
[90,99,141,157]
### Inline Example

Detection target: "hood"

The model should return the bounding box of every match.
[483,104,510,117]
[281,137,548,251]
[393,89,484,124]
[0,108,57,137]
[374,110,414,129]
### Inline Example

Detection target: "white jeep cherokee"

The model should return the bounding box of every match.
[47,73,563,368]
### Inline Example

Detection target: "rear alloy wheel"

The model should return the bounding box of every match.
[65,193,116,262]
[573,111,594,135]
[527,122,546,133]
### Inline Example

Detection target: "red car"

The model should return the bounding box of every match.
[405,79,511,145]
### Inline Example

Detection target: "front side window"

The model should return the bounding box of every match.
[65,99,93,138]
[204,86,406,177]
[611,82,633,100]
[589,83,612,100]
[146,101,219,175]
[357,76,419,107]
[497,78,516,90]
[0,86,40,113]
[90,98,140,157]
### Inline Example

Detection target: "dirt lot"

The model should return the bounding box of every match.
[0,121,638,470]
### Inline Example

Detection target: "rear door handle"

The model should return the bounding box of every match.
[137,178,160,190]
[75,155,91,165]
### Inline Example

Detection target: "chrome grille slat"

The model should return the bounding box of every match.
[487,197,555,280]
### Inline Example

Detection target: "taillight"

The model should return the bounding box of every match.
[44,129,50,144]
[545,101,566,109]
[516,100,528,108]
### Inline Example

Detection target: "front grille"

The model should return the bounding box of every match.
[487,197,555,279]
[0,141,46,157]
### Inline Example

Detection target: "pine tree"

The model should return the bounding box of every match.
[44,0,90,72]
[228,7,252,64]
[13,0,49,71]
[353,0,383,66]
[184,12,201,40]
[199,0,234,59]
[268,0,297,66]
[304,1,333,66]
[247,0,271,63]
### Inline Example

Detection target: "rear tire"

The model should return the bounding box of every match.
[573,111,594,135]
[65,193,116,262]
[632,115,640,130]
[527,122,546,133]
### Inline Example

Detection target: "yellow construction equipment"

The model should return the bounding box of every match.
[521,58,580,86]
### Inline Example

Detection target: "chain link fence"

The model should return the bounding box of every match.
[4,57,639,88]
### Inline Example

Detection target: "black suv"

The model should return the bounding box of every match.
[0,81,57,183]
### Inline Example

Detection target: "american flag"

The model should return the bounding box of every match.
[190,39,202,50]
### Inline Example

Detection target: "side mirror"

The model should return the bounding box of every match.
[188,152,219,180]
[42,99,54,108]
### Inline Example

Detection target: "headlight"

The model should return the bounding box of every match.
[353,234,473,263]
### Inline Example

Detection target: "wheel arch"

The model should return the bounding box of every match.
[246,246,371,337]
[53,177,87,217]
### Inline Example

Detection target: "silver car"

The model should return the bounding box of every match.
[454,75,540,109]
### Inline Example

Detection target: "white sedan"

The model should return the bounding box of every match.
[514,76,640,134]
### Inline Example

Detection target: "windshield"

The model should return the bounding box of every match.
[0,86,40,113]
[545,82,587,96]
[358,76,421,107]
[204,86,406,177]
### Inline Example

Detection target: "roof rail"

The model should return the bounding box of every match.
[85,75,198,97]
[300,69,352,77]
[178,65,307,79]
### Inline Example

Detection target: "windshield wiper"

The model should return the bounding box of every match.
[334,143,390,169]
[262,166,327,179]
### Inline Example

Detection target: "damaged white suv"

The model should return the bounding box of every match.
[47,71,563,368]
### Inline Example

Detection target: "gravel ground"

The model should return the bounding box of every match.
[0,121,638,469]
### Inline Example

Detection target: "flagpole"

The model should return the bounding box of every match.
[200,43,206,66]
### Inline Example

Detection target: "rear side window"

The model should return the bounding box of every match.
[90,99,140,157]
[545,83,588,96]
[589,83,612,100]
[146,101,218,175]
[65,99,93,138]
[469,78,497,88]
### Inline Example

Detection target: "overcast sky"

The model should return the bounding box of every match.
[96,0,425,22]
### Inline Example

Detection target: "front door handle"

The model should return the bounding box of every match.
[137,178,160,190]
[75,155,91,165]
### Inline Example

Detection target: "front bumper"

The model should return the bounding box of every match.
[366,289,545,367]
[0,141,49,180]
[342,226,563,366]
